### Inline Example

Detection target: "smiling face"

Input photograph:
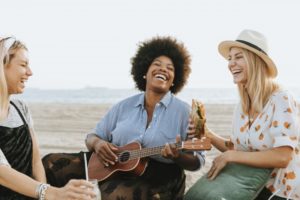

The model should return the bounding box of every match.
[145,55,175,94]
[5,48,32,95]
[228,47,248,85]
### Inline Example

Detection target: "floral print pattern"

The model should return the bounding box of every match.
[231,90,300,199]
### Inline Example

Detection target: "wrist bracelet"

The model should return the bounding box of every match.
[35,183,41,199]
[38,183,50,200]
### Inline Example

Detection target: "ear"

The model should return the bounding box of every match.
[2,54,11,67]
[3,57,8,66]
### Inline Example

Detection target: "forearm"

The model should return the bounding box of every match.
[32,160,46,182]
[173,152,201,171]
[0,165,40,198]
[227,146,293,168]
[206,129,230,152]
[85,133,102,152]
[30,128,47,182]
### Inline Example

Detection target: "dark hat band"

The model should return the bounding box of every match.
[236,39,267,55]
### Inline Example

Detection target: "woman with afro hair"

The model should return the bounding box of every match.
[42,36,205,200]
[84,36,205,200]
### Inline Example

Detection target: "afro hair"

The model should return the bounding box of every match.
[131,36,191,94]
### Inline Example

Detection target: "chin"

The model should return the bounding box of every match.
[153,87,169,94]
[16,88,25,94]
[233,79,243,84]
[150,83,169,92]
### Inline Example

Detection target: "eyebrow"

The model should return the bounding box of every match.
[153,59,173,66]
[19,60,28,65]
[228,52,243,58]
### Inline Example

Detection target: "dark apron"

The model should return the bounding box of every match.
[42,151,186,200]
[0,101,34,200]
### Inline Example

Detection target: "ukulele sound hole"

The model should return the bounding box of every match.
[119,151,130,163]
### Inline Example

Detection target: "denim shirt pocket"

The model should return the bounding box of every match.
[159,128,177,141]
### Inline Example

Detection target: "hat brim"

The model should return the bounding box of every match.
[218,40,277,78]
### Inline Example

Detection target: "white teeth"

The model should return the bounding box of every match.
[21,80,27,84]
[232,70,241,74]
[155,74,167,81]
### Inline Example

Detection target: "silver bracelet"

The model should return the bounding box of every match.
[38,183,50,200]
[35,184,41,199]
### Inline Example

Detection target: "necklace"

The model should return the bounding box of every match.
[248,109,257,128]
[248,115,252,128]
[249,113,254,122]
[248,117,253,128]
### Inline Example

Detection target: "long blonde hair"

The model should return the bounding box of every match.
[0,38,27,121]
[237,48,280,114]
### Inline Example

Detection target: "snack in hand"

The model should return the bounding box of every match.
[191,99,206,138]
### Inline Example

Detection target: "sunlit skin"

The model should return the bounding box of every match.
[145,55,175,94]
[203,47,294,181]
[145,56,178,159]
[186,48,294,182]
[4,49,33,95]
[227,47,248,85]
[87,55,200,171]
[91,56,178,166]
[1,47,96,199]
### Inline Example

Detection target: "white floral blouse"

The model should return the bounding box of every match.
[231,90,300,199]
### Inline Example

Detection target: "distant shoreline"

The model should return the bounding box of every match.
[19,88,240,104]
[17,87,300,105]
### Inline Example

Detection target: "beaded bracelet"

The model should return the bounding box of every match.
[38,183,50,200]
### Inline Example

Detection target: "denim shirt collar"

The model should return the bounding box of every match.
[135,91,172,108]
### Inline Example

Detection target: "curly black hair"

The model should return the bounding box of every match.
[131,36,191,94]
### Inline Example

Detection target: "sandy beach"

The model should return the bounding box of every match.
[30,103,235,191]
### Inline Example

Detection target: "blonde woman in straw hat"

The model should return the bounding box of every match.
[185,30,300,200]
[0,37,96,199]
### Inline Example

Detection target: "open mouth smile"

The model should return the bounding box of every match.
[154,73,169,82]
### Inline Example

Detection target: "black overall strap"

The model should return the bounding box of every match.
[10,101,28,126]
[0,101,34,199]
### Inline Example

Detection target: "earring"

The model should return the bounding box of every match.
[171,83,174,86]
[143,75,146,79]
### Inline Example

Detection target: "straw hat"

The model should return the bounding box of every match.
[218,29,277,78]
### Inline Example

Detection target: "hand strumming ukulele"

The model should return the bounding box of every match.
[88,137,211,181]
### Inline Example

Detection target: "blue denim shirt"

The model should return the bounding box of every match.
[94,92,205,168]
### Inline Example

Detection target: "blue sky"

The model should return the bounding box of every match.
[1,0,299,89]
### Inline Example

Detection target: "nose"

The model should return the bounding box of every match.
[228,59,236,70]
[26,66,33,76]
[158,64,168,72]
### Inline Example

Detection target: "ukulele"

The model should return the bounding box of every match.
[88,137,211,181]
